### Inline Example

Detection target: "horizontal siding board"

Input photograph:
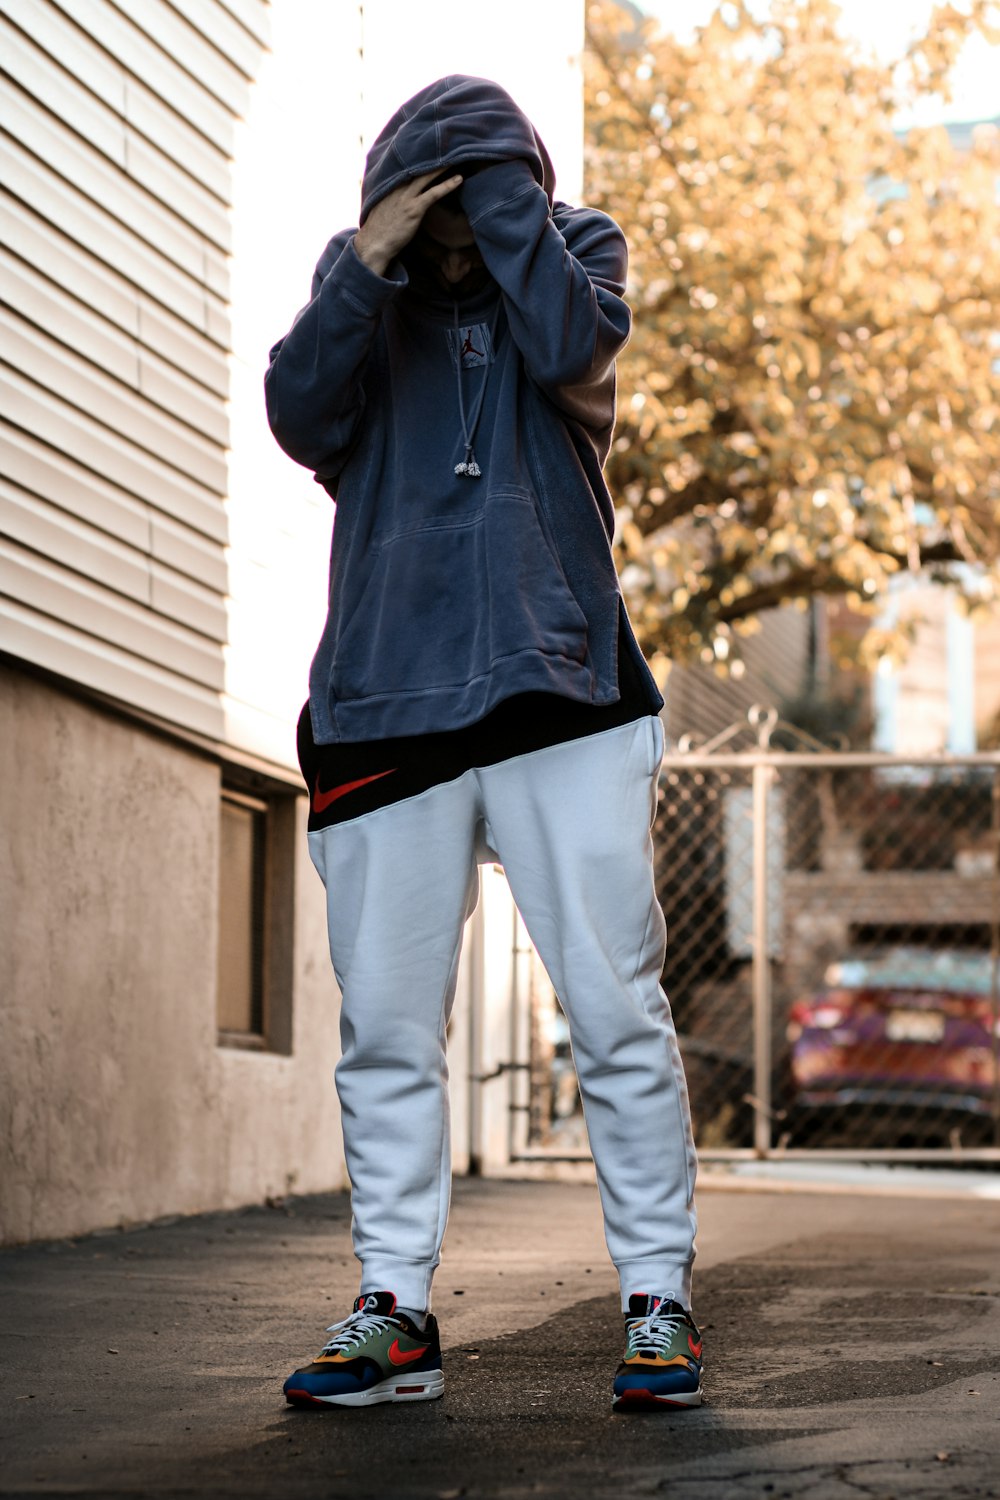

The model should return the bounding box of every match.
[1,425,152,552]
[2,368,228,542]
[156,0,266,81]
[4,195,140,339]
[213,0,270,48]
[2,199,229,399]
[203,296,232,349]
[1,540,226,685]
[137,345,229,447]
[2,0,126,114]
[5,0,232,198]
[150,512,228,593]
[2,17,126,166]
[3,313,229,494]
[124,130,231,251]
[2,436,228,602]
[2,248,141,388]
[0,596,225,738]
[4,198,230,397]
[202,241,230,302]
[150,558,227,641]
[2,26,233,242]
[1,0,256,740]
[48,0,236,154]
[3,83,227,271]
[0,479,151,604]
[110,0,253,108]
[5,252,229,443]
[1,496,229,652]
[3,139,223,336]
[123,78,229,199]
[136,292,228,397]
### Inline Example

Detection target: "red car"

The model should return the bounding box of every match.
[786,949,1000,1147]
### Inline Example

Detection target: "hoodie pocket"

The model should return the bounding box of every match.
[332,487,589,702]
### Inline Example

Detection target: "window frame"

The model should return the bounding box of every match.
[216,770,296,1055]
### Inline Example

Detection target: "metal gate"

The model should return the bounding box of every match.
[507,708,1000,1165]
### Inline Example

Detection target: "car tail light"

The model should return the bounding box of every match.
[789,996,838,1024]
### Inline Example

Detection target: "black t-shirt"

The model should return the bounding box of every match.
[299,632,654,831]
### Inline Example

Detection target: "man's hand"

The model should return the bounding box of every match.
[354,170,464,277]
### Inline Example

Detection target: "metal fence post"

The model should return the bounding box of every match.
[751,756,773,1157]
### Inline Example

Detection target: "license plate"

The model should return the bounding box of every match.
[885,1010,946,1043]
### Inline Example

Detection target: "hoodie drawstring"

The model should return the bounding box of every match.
[453,303,499,479]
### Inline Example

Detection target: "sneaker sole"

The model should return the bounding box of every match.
[285,1369,444,1408]
[612,1383,703,1410]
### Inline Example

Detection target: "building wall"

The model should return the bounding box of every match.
[0,0,352,1247]
[973,613,1000,745]
[662,603,813,745]
[0,664,339,1244]
[1,0,271,739]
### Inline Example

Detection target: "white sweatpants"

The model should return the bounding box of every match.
[308,716,698,1313]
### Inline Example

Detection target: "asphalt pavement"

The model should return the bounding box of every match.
[2,1172,999,1500]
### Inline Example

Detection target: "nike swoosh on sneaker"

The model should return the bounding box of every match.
[688,1335,703,1359]
[313,769,398,815]
[388,1339,430,1367]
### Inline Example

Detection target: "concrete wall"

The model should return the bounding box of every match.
[0,663,344,1244]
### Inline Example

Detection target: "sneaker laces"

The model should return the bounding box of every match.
[321,1306,398,1356]
[627,1301,686,1357]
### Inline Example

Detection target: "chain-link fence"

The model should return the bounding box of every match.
[526,710,1000,1162]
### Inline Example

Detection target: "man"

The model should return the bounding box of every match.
[265,75,700,1411]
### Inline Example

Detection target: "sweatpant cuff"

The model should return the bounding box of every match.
[616,1259,694,1313]
[360,1257,436,1314]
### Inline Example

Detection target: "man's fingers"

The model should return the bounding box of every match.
[409,168,463,195]
[425,173,464,203]
[412,171,464,202]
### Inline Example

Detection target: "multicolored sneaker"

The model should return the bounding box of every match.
[283,1292,443,1408]
[612,1294,704,1409]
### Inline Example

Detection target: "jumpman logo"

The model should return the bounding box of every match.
[461,330,484,360]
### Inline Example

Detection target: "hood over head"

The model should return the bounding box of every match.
[360,74,555,223]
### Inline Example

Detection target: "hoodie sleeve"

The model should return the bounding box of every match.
[264,232,407,481]
[460,160,631,433]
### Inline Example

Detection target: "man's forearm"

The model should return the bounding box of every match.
[460,160,631,415]
[265,236,405,476]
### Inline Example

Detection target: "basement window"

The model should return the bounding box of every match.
[216,778,295,1053]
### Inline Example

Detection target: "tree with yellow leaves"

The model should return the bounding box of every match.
[586,0,1000,678]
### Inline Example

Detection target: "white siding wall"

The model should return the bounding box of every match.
[1,0,268,740]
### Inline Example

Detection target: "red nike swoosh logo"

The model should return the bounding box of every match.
[313,769,398,815]
[688,1335,703,1359]
[388,1339,429,1367]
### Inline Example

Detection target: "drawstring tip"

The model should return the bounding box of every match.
[466,459,481,478]
[454,462,468,475]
